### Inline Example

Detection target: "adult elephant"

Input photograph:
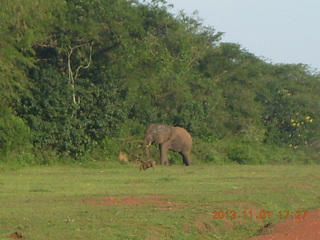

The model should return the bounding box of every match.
[144,124,192,166]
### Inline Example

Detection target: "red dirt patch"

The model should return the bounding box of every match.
[223,190,255,194]
[88,196,320,239]
[7,232,27,239]
[290,184,310,188]
[130,181,142,184]
[88,194,188,209]
[247,209,320,240]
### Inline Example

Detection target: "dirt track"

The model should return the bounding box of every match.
[247,209,320,240]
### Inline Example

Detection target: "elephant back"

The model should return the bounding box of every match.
[173,126,192,146]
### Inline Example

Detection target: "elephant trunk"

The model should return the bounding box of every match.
[145,142,151,158]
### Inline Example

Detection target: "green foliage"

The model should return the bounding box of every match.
[260,64,319,149]
[225,140,267,165]
[0,0,56,101]
[1,0,320,164]
[0,106,35,165]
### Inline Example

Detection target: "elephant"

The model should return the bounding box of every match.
[144,124,192,166]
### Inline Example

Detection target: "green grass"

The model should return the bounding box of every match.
[0,163,319,239]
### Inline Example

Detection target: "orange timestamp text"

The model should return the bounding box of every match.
[212,210,308,220]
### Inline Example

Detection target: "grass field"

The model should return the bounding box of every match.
[0,163,319,239]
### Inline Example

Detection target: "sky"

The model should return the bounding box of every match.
[160,0,320,71]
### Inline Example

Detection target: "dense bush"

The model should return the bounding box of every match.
[0,106,35,165]
[1,0,319,165]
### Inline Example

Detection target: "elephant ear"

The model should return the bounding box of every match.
[152,124,172,144]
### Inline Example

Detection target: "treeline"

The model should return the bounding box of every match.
[1,0,319,165]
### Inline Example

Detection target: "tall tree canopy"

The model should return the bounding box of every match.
[1,0,319,164]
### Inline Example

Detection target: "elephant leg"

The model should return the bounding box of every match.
[181,151,191,166]
[160,144,169,165]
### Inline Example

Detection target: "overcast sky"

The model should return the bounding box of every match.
[162,0,320,71]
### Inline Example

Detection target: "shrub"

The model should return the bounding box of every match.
[0,107,34,165]
[225,139,266,165]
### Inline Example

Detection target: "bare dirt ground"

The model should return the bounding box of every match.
[6,231,27,239]
[88,194,188,209]
[88,194,320,239]
[247,209,320,240]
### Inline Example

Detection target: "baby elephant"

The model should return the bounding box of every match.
[140,160,156,171]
